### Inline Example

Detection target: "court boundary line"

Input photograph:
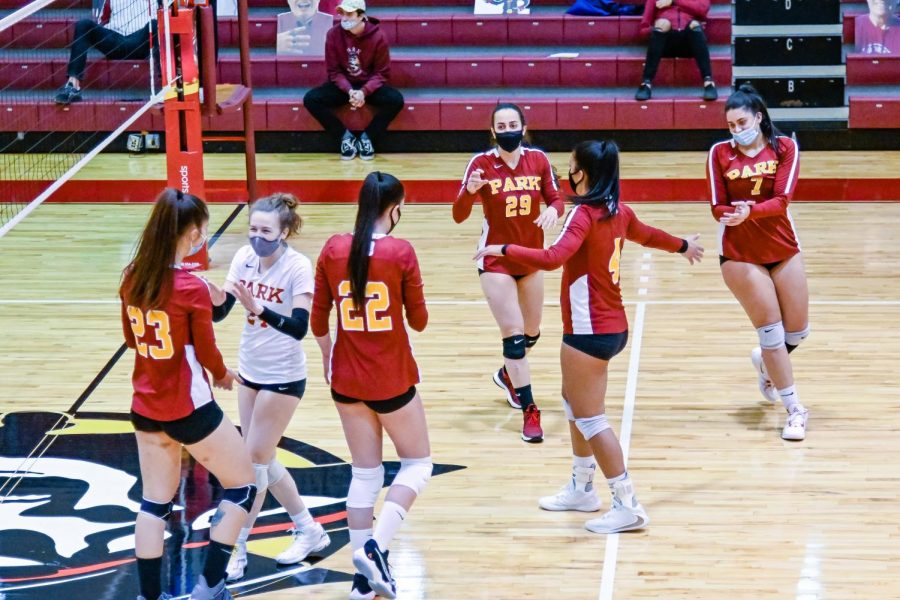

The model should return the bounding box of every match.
[3,299,900,306]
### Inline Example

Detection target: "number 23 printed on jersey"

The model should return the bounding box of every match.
[127,306,174,360]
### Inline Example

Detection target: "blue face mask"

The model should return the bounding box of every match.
[733,125,760,146]
[186,234,207,257]
[250,235,283,258]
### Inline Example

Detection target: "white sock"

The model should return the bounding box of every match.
[572,455,596,492]
[290,508,316,532]
[373,501,407,550]
[349,527,373,552]
[236,526,251,547]
[778,385,804,413]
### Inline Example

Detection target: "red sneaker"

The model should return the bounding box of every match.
[491,367,522,409]
[522,405,543,443]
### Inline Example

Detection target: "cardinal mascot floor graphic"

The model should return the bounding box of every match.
[0,411,463,598]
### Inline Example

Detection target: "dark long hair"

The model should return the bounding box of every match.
[121,188,208,309]
[725,83,783,156]
[348,172,405,310]
[250,192,303,238]
[570,140,620,217]
[490,102,531,146]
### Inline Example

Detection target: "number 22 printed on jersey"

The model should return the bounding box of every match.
[126,306,174,359]
[337,280,393,332]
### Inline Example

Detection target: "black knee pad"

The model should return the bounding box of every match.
[222,484,257,513]
[140,497,174,522]
[524,332,541,349]
[502,335,527,360]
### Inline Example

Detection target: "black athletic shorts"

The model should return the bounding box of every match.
[478,268,526,281]
[332,386,417,414]
[239,375,306,399]
[131,401,224,445]
[562,331,629,361]
[719,255,784,271]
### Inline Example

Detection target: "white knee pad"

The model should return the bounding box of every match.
[392,457,433,496]
[267,459,288,486]
[253,463,269,493]
[575,414,610,441]
[347,465,385,509]
[757,321,786,350]
[785,325,810,347]
[562,398,575,422]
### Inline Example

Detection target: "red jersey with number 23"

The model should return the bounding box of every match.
[311,233,428,401]
[121,268,227,422]
[708,136,801,264]
[506,203,683,335]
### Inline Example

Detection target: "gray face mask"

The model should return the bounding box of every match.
[732,125,760,146]
[186,234,207,257]
[249,236,283,257]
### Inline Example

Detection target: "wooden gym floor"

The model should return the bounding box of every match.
[1,154,900,599]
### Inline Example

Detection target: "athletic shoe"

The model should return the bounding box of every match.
[782,407,808,441]
[137,595,174,600]
[584,496,649,534]
[492,367,521,409]
[634,82,652,101]
[275,524,331,565]
[702,80,718,101]
[54,82,82,105]
[357,133,375,161]
[189,575,232,600]
[352,539,396,599]
[521,404,543,443]
[224,544,246,582]
[340,130,358,160]
[538,478,602,512]
[750,347,778,402]
[348,573,376,600]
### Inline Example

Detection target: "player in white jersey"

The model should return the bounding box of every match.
[208,193,331,581]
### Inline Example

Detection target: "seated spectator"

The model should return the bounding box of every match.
[302,0,403,161]
[855,0,900,54]
[277,0,332,56]
[634,0,717,102]
[55,0,157,105]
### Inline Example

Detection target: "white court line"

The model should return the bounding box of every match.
[598,301,647,600]
[0,569,116,591]
[3,299,900,306]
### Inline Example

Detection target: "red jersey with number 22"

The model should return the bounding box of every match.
[311,233,428,401]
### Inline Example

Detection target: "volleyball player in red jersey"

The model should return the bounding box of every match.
[477,141,703,534]
[311,172,431,600]
[453,102,564,443]
[708,84,810,441]
[120,188,256,600]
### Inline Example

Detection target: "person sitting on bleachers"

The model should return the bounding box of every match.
[302,0,403,161]
[54,0,156,105]
[855,0,900,54]
[634,0,716,102]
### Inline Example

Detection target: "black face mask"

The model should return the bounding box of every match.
[495,131,524,153]
[568,169,583,194]
[388,206,401,233]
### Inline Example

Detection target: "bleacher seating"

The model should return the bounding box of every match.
[843,4,900,127]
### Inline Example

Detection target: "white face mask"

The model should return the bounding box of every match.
[733,126,760,146]
[341,17,360,30]
[186,233,207,257]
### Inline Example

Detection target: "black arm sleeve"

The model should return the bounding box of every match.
[212,292,236,322]
[258,307,310,340]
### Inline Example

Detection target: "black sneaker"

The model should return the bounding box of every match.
[702,80,718,101]
[634,82,652,102]
[340,130,358,161]
[54,82,82,105]
[352,539,396,599]
[357,132,375,161]
[348,573,375,600]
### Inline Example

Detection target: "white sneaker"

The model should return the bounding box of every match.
[348,573,376,600]
[275,524,331,565]
[538,480,602,512]
[751,347,778,403]
[224,544,247,583]
[584,497,649,534]
[782,407,809,441]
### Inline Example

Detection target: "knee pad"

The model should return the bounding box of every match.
[757,321,785,350]
[502,335,527,360]
[785,325,810,348]
[392,457,433,496]
[253,463,269,492]
[562,397,575,422]
[140,497,174,522]
[347,465,385,509]
[575,414,611,441]
[524,332,541,349]
[221,484,258,513]
[267,459,288,487]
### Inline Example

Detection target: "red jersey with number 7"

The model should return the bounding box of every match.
[120,268,227,422]
[707,136,801,264]
[311,233,428,401]
[453,147,564,276]
[505,203,684,335]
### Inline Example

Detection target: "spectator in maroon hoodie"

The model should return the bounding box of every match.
[303,0,403,160]
[634,0,717,102]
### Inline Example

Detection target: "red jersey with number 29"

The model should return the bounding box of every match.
[708,136,801,264]
[121,268,227,422]
[506,203,683,335]
[311,233,428,401]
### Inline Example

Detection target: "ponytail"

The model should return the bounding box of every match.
[726,83,784,156]
[570,140,621,218]
[348,171,405,311]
